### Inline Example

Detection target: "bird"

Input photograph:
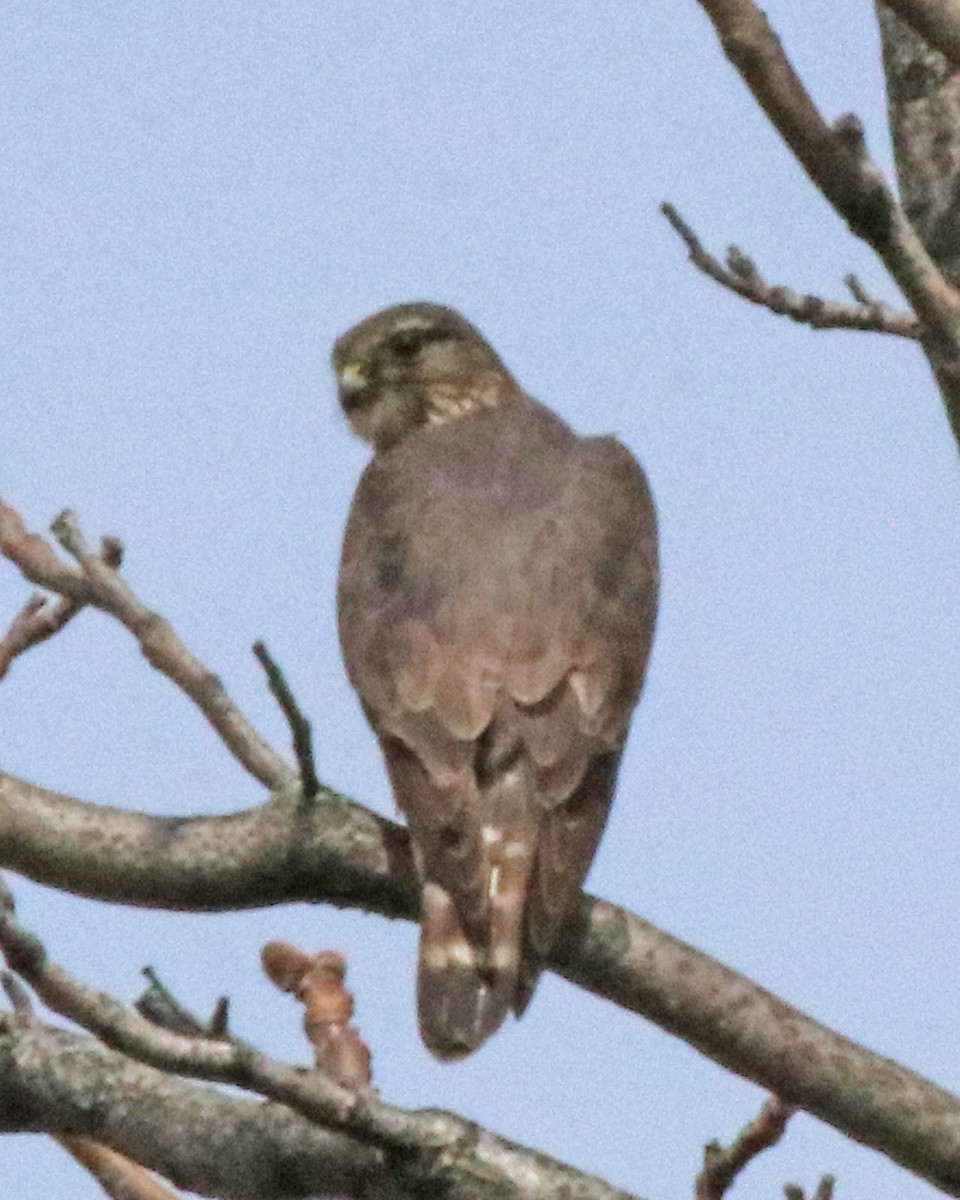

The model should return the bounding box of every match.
[333,302,658,1059]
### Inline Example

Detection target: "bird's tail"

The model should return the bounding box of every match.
[417,824,534,1059]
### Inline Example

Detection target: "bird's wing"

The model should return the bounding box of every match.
[508,432,658,980]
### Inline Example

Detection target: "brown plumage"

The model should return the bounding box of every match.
[334,302,658,1058]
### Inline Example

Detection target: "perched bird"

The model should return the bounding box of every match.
[334,303,658,1058]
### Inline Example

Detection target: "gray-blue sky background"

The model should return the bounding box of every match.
[2,4,958,1197]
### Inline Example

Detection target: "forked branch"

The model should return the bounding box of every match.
[0,501,294,791]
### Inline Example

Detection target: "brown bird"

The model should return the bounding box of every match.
[334,303,658,1058]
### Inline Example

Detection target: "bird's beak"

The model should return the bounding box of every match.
[337,362,370,412]
[337,362,367,393]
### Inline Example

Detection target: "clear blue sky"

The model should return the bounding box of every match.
[2,4,958,1198]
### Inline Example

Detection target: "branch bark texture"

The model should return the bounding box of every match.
[3,770,960,1194]
[881,0,960,71]
[0,1019,384,1200]
[0,1013,640,1200]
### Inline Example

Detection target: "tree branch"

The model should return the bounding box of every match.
[784,1177,835,1200]
[694,1097,794,1200]
[877,3,960,287]
[661,203,920,338]
[4,967,185,1199]
[0,771,418,917]
[882,0,960,69]
[0,1018,387,1200]
[4,498,960,1191]
[252,641,320,800]
[57,1138,183,1200]
[0,502,295,791]
[3,771,960,1195]
[0,884,641,1200]
[691,0,960,449]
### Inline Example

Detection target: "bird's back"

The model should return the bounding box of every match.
[338,391,658,1056]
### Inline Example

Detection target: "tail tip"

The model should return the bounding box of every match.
[418,962,512,1059]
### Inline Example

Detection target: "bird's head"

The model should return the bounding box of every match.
[332,302,514,451]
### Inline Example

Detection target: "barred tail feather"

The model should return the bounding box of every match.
[417,882,517,1059]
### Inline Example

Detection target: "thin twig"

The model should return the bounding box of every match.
[253,640,320,799]
[695,1097,795,1200]
[0,500,295,791]
[844,273,876,305]
[0,536,122,679]
[136,966,229,1039]
[0,595,78,680]
[784,1177,835,1200]
[662,203,919,338]
[1,969,34,1016]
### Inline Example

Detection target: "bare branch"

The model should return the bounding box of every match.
[252,641,319,799]
[58,1139,183,1200]
[0,770,418,916]
[844,273,878,305]
[0,870,391,1142]
[694,1097,795,1200]
[882,0,960,70]
[877,4,960,284]
[661,203,919,338]
[136,967,230,1039]
[0,501,295,791]
[1,969,34,1017]
[0,536,121,680]
[5,960,186,1198]
[0,879,642,1200]
[0,594,79,679]
[3,771,960,1195]
[692,0,960,449]
[0,1018,387,1199]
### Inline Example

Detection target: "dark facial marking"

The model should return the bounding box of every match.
[386,325,453,359]
[340,386,374,414]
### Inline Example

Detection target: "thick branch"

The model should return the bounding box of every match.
[0,1019,385,1200]
[692,0,960,448]
[0,772,418,917]
[554,898,960,1195]
[3,772,960,1194]
[877,3,960,285]
[0,895,641,1200]
[882,0,960,69]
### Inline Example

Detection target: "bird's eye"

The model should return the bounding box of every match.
[388,329,427,357]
